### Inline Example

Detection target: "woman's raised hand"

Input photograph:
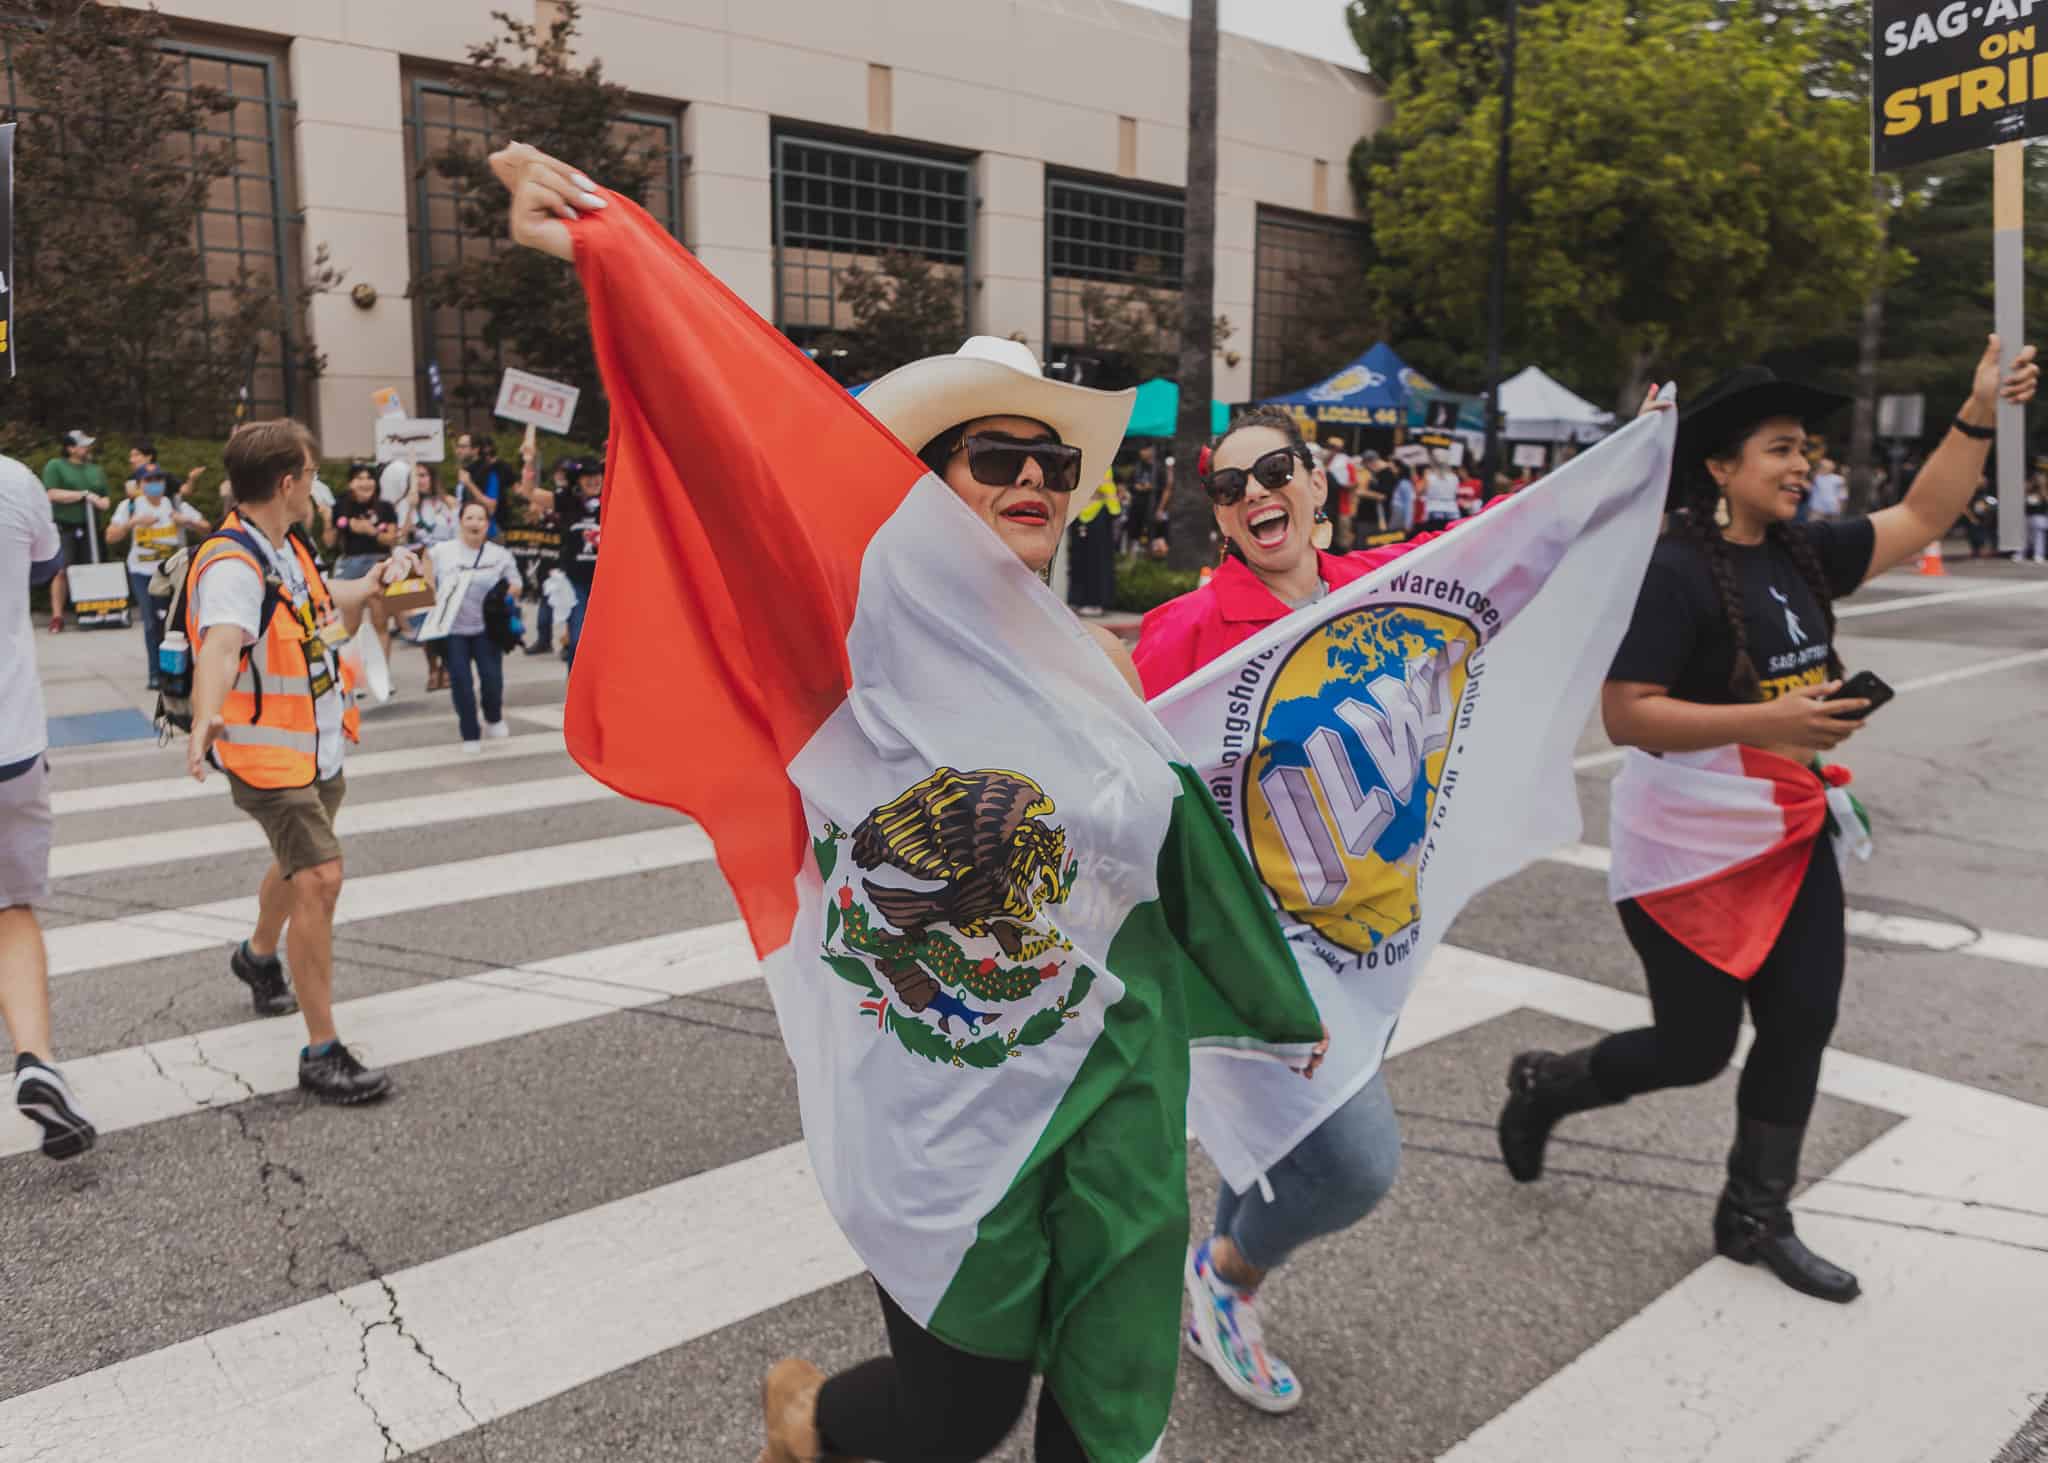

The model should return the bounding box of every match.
[1968,334,2040,417]
[488,142,606,262]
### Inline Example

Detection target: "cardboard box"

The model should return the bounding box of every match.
[381,576,436,613]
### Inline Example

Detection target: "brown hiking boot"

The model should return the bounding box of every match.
[757,1358,846,1463]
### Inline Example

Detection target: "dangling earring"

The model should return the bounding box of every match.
[1312,507,1333,550]
[1713,495,1732,529]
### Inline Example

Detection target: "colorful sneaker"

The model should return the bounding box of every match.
[1184,1237,1302,1414]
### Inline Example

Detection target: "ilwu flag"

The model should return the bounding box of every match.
[560,194,1321,1462]
[1150,412,1674,1190]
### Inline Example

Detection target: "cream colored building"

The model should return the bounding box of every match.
[116,0,1383,455]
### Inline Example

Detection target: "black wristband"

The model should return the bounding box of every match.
[1952,414,1996,440]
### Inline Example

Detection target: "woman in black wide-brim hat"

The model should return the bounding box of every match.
[1495,337,2037,1303]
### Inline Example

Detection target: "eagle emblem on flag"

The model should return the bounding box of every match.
[813,769,1092,1069]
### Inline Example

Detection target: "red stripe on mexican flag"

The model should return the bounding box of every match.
[1608,744,1831,978]
[559,194,1320,1463]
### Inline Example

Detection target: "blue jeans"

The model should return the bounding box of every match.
[129,571,166,681]
[531,592,553,649]
[563,578,588,668]
[1211,1069,1402,1271]
[441,632,503,742]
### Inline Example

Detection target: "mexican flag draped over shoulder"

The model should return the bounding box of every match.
[1150,412,1674,1192]
[560,194,1321,1457]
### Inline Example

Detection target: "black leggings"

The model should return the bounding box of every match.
[814,1282,1085,1463]
[1590,840,1845,1126]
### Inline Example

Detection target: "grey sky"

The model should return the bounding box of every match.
[1115,0,1368,71]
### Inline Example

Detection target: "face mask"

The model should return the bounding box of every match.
[143,481,165,500]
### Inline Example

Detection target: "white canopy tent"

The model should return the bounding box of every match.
[1499,365,1613,444]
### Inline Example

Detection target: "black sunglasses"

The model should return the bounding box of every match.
[952,434,1084,494]
[1205,445,1309,506]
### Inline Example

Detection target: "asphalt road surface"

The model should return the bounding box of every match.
[4,558,2046,1463]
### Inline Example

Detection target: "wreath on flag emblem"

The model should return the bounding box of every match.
[812,767,1095,1069]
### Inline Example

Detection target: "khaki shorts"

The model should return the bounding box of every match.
[0,757,53,908]
[226,771,347,879]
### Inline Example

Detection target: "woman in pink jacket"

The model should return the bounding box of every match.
[1133,406,1447,1416]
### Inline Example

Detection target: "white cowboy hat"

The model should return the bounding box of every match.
[855,336,1135,486]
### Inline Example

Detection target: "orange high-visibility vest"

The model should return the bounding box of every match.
[183,512,360,788]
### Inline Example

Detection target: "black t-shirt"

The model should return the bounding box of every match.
[332,496,397,558]
[1609,518,1875,706]
[558,498,601,587]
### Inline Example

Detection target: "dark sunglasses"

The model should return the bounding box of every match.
[953,434,1084,494]
[1205,445,1309,506]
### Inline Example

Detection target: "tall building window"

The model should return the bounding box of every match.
[771,130,972,359]
[1252,207,1369,401]
[0,32,300,417]
[404,78,682,427]
[1044,175,1184,388]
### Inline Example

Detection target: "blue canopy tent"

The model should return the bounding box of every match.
[1125,377,1229,438]
[1263,342,1436,428]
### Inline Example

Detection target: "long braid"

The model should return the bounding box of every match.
[1768,521,1845,679]
[1681,505,1764,700]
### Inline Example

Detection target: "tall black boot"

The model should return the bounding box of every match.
[1712,1117,1860,1303]
[1497,1047,1615,1182]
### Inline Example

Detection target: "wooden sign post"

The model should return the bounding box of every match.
[1994,141,2026,553]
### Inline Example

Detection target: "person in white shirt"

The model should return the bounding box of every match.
[424,501,522,750]
[1806,458,1847,520]
[187,419,420,1105]
[105,468,209,689]
[0,454,96,1158]
[1419,452,1463,530]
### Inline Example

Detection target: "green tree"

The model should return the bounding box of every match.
[414,2,662,441]
[825,250,964,383]
[1363,0,1887,414]
[1346,0,1510,85]
[5,0,331,436]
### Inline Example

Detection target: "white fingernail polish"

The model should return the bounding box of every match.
[573,172,596,190]
[582,192,607,208]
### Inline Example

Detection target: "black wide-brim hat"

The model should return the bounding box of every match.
[1674,367,1850,500]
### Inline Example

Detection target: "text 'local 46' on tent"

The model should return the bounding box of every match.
[1261,342,1435,428]
[1124,377,1229,438]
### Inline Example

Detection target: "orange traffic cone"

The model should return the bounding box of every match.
[1918,536,1947,576]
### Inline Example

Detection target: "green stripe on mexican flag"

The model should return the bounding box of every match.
[559,193,1321,1460]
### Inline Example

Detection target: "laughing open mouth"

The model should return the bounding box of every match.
[1001,500,1052,528]
[1247,504,1290,548]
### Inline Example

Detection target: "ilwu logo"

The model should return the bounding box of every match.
[1243,604,1477,956]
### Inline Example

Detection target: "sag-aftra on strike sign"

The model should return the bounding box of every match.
[1875,0,2048,169]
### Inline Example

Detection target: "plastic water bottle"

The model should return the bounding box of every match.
[158,631,190,679]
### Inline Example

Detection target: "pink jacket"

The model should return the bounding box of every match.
[1134,539,1443,699]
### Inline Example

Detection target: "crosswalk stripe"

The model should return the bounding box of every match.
[2,922,754,1159]
[7,942,2042,1461]
[1835,578,2048,618]
[50,772,612,879]
[48,722,570,817]
[1540,842,2048,972]
[42,826,715,978]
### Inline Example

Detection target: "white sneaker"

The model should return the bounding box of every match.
[461,740,481,755]
[1183,1238,1302,1413]
[483,720,509,740]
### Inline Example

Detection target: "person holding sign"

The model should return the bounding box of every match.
[106,467,207,688]
[423,501,521,751]
[325,463,403,688]
[1498,340,2038,1304]
[39,429,110,633]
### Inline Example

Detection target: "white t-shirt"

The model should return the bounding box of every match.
[428,538,521,637]
[110,495,208,574]
[1422,469,1463,518]
[193,530,347,781]
[1,455,60,765]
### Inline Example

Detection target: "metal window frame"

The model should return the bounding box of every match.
[1042,172,1186,361]
[405,77,682,424]
[769,128,973,344]
[0,29,301,416]
[1251,204,1366,401]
